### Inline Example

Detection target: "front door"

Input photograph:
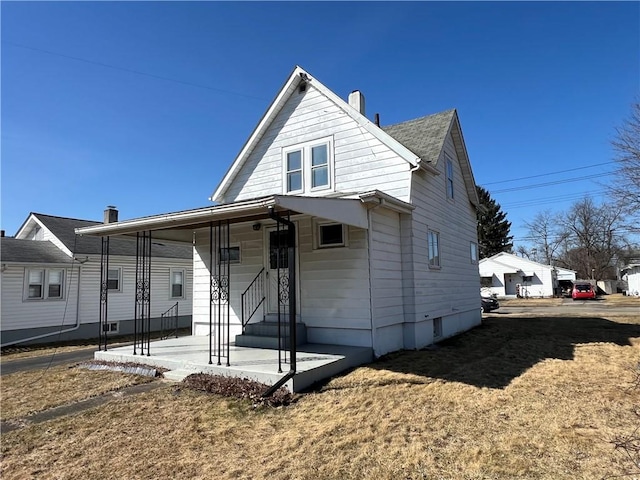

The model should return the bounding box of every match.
[266,226,296,315]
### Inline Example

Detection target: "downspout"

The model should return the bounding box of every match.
[1,260,85,348]
[261,206,297,397]
[366,198,384,357]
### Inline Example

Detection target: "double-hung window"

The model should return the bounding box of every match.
[25,268,64,300]
[107,268,121,291]
[170,269,185,299]
[428,229,440,268]
[283,137,333,194]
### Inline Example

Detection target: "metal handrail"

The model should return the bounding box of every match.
[160,302,179,339]
[241,268,266,332]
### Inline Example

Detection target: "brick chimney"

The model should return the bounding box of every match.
[104,206,118,224]
[348,90,365,116]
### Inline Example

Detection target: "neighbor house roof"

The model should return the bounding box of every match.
[1,237,72,264]
[17,213,192,259]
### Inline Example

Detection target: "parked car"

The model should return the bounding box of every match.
[481,296,500,313]
[572,283,596,300]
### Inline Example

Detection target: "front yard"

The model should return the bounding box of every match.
[1,312,639,479]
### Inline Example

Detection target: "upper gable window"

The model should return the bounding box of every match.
[445,154,454,200]
[283,137,333,194]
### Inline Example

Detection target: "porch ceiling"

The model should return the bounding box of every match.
[75,195,370,243]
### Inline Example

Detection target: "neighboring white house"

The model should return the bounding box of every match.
[1,211,193,346]
[622,263,640,296]
[77,66,482,358]
[479,252,576,298]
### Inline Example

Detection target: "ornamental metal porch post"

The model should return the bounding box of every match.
[98,236,110,351]
[134,231,152,356]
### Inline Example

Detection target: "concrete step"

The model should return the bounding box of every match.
[234,334,304,349]
[244,321,306,340]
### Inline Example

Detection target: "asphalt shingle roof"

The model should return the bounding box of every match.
[381,109,455,165]
[33,214,192,259]
[1,238,72,264]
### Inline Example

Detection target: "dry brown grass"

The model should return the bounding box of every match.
[2,314,639,480]
[0,365,154,421]
[500,293,640,307]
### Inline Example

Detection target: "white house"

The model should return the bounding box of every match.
[1,211,193,346]
[77,66,482,360]
[622,263,640,296]
[479,252,576,298]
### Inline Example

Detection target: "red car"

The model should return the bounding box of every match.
[572,283,596,300]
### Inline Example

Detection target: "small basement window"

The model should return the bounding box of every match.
[102,322,119,333]
[433,317,442,339]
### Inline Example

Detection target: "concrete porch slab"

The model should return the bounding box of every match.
[94,336,373,392]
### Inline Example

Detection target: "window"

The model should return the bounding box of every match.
[107,268,121,291]
[219,246,241,264]
[433,317,442,339]
[27,269,44,299]
[48,269,64,298]
[283,137,333,194]
[25,268,65,300]
[102,322,119,333]
[318,223,345,248]
[170,269,185,298]
[445,155,454,200]
[481,276,493,288]
[428,230,440,268]
[470,242,478,264]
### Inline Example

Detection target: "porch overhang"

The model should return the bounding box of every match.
[75,194,377,242]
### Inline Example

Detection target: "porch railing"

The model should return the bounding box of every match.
[241,267,265,333]
[160,302,179,340]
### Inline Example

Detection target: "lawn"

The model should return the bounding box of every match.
[1,313,639,480]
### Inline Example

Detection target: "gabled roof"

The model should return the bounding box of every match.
[211,66,479,208]
[382,109,479,207]
[211,66,424,203]
[16,213,192,259]
[480,252,576,273]
[1,238,72,264]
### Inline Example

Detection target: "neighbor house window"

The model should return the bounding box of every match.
[428,229,440,268]
[317,223,346,248]
[445,154,454,200]
[27,269,44,299]
[170,269,185,299]
[107,268,121,291]
[283,137,333,194]
[219,246,241,264]
[470,242,478,264]
[25,268,65,300]
[481,276,493,288]
[47,269,64,298]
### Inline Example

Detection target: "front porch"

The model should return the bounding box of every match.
[94,335,373,392]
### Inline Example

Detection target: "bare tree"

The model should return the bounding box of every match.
[558,197,629,279]
[609,101,640,232]
[523,210,568,265]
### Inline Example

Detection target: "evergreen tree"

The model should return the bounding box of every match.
[476,186,513,258]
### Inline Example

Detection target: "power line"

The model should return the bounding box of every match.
[490,171,615,194]
[480,161,616,186]
[4,40,268,101]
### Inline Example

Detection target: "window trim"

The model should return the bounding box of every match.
[24,268,65,301]
[282,136,334,194]
[314,221,348,249]
[107,267,122,292]
[428,229,441,269]
[470,242,478,264]
[445,154,454,200]
[170,268,186,299]
[219,245,241,264]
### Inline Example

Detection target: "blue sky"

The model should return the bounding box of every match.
[2,2,638,248]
